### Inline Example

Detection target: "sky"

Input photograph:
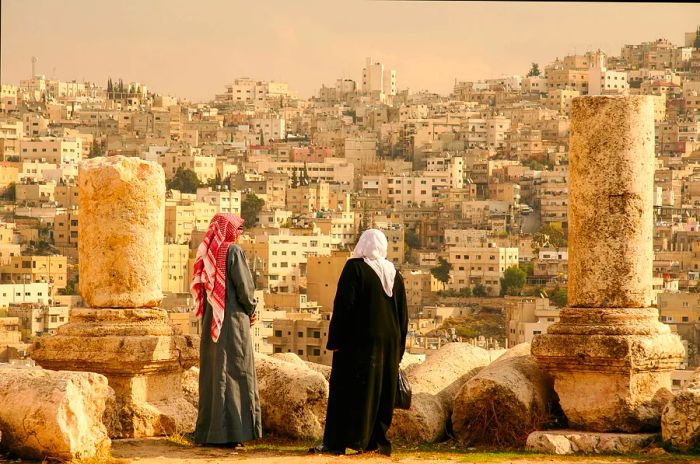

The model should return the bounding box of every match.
[1,1,699,102]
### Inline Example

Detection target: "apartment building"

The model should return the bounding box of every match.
[505,296,560,347]
[0,316,22,361]
[8,303,69,341]
[53,211,79,258]
[19,138,82,165]
[306,251,350,313]
[0,255,68,292]
[162,243,190,294]
[269,312,333,365]
[196,187,242,215]
[447,243,519,295]
[267,230,333,293]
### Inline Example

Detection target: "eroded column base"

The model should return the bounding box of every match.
[31,308,200,438]
[531,307,685,432]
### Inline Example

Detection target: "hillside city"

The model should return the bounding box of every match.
[1,28,700,389]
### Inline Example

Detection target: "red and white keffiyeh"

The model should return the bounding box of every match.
[191,213,245,343]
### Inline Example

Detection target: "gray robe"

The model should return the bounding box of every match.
[194,244,262,444]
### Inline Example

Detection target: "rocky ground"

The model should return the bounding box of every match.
[110,438,698,464]
[1,437,697,463]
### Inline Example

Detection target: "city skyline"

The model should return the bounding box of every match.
[2,1,698,101]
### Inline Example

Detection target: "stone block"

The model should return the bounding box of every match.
[0,365,112,460]
[31,308,199,438]
[451,343,559,448]
[526,430,655,455]
[256,354,328,440]
[662,373,700,451]
[389,343,491,443]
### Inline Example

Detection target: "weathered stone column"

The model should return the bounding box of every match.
[532,96,685,432]
[32,156,199,438]
[78,157,164,308]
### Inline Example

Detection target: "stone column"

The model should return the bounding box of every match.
[32,156,199,438]
[532,96,685,432]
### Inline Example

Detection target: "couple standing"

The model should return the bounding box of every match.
[191,213,408,455]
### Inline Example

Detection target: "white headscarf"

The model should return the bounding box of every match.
[353,229,397,297]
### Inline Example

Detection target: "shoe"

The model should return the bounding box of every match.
[308,444,345,455]
[377,444,391,457]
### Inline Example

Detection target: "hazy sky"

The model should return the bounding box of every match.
[2,1,698,102]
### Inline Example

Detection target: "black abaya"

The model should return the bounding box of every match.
[322,258,408,452]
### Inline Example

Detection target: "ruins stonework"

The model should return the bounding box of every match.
[32,156,199,438]
[531,96,685,432]
[78,156,165,308]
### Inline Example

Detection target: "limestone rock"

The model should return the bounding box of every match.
[568,96,655,308]
[389,343,491,443]
[272,352,307,365]
[404,343,491,396]
[256,354,328,440]
[305,361,332,381]
[452,343,559,448]
[0,365,112,460]
[182,366,200,408]
[526,430,655,455]
[390,393,448,443]
[32,308,199,439]
[271,353,332,381]
[661,377,700,451]
[78,156,165,308]
[532,309,682,432]
[399,352,424,370]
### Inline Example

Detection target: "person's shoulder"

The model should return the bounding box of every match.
[228,243,245,255]
[343,257,365,272]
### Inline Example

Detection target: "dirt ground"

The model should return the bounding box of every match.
[109,438,700,464]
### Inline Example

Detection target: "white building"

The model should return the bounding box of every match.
[361,57,397,99]
[0,282,51,307]
[587,52,629,96]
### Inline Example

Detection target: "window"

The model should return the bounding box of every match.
[297,349,304,355]
[274,330,282,337]
[312,348,321,356]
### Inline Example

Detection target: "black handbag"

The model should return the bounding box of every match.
[395,369,412,409]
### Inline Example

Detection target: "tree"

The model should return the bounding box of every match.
[166,168,201,194]
[531,223,567,255]
[241,193,265,227]
[550,286,568,307]
[207,171,223,188]
[431,257,452,284]
[500,265,527,296]
[405,229,421,250]
[88,139,106,158]
[290,168,298,188]
[520,260,534,277]
[1,183,16,202]
[107,78,113,99]
[472,283,488,297]
[527,63,541,77]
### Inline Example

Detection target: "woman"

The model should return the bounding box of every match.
[191,213,262,447]
[314,228,408,456]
